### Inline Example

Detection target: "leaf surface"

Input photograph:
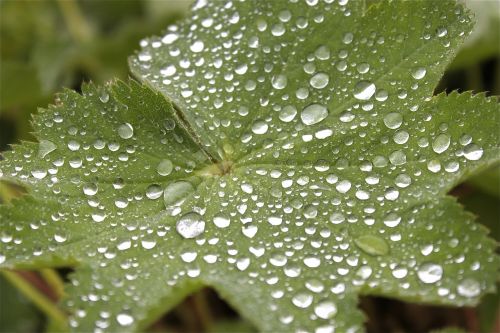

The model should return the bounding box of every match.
[1,0,499,332]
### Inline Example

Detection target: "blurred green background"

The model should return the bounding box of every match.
[0,0,498,332]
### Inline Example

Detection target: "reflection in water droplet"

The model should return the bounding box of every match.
[176,212,205,239]
[353,81,376,100]
[118,123,134,139]
[301,104,328,125]
[354,235,389,256]
[417,262,443,284]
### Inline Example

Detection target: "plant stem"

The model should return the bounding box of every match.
[56,0,93,44]
[40,269,66,299]
[192,290,213,332]
[2,270,68,330]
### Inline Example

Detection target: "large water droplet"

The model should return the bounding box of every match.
[463,143,483,161]
[116,312,134,326]
[38,140,57,158]
[271,74,288,89]
[301,104,328,125]
[314,301,337,319]
[412,67,427,80]
[292,293,313,308]
[354,235,389,256]
[417,262,443,284]
[353,81,376,100]
[383,112,403,129]
[432,134,451,154]
[146,184,163,200]
[279,105,297,123]
[164,181,194,207]
[157,159,173,176]
[176,212,205,239]
[457,278,480,297]
[251,120,269,134]
[118,123,134,139]
[309,72,329,89]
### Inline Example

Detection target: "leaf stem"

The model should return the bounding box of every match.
[191,291,214,332]
[2,270,68,330]
[56,0,93,44]
[40,269,66,299]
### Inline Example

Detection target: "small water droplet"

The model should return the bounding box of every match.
[271,74,288,90]
[251,120,269,134]
[116,312,134,326]
[412,67,427,80]
[463,143,483,161]
[279,105,297,123]
[213,215,230,228]
[146,184,163,200]
[292,292,313,308]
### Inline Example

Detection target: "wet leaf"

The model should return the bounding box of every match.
[1,1,499,332]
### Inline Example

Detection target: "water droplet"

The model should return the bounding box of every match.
[301,104,328,125]
[271,74,287,90]
[251,120,269,134]
[463,143,483,161]
[38,140,57,158]
[146,184,163,200]
[157,159,173,176]
[432,134,451,154]
[213,215,230,228]
[116,312,134,326]
[457,278,480,297]
[354,235,389,256]
[83,183,98,196]
[279,105,297,123]
[190,40,204,53]
[164,181,194,207]
[118,123,134,139]
[383,213,401,227]
[292,293,313,308]
[310,72,329,89]
[417,262,443,284]
[314,301,337,319]
[353,81,376,100]
[176,212,205,239]
[412,67,427,80]
[383,112,403,129]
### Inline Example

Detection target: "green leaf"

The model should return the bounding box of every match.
[1,1,499,332]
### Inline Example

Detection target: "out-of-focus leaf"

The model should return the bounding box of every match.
[0,61,43,109]
[465,165,500,198]
[0,274,41,333]
[209,319,257,333]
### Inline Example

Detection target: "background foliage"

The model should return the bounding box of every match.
[0,0,498,332]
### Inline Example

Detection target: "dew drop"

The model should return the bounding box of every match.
[457,278,480,297]
[292,293,313,308]
[383,112,403,129]
[146,184,163,200]
[463,143,483,161]
[417,262,443,284]
[353,81,376,100]
[354,235,389,256]
[251,120,269,134]
[310,72,329,89]
[314,301,337,319]
[213,215,230,228]
[432,134,451,154]
[271,74,288,90]
[164,181,194,207]
[157,159,173,176]
[301,104,328,125]
[118,123,134,139]
[38,140,57,158]
[279,105,297,123]
[116,312,134,326]
[176,212,205,239]
[412,67,427,80]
